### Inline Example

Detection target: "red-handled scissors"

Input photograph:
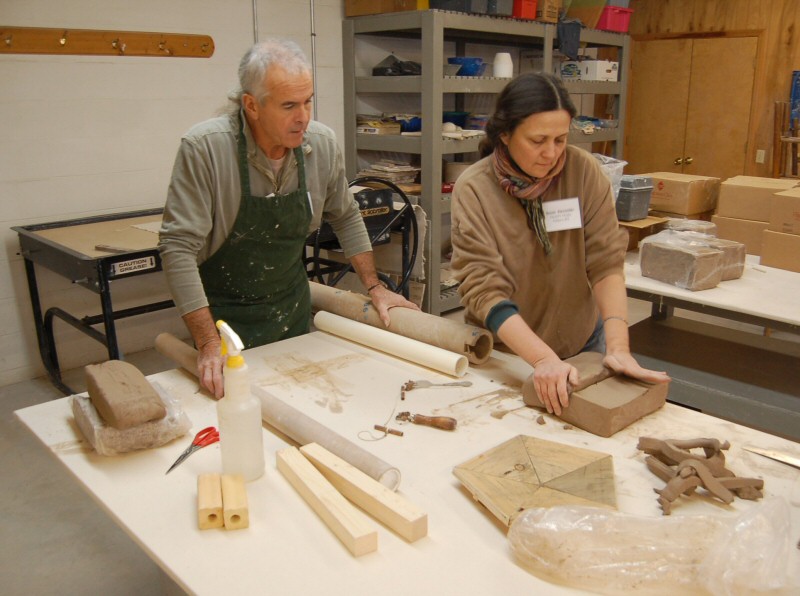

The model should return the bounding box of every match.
[165,426,220,474]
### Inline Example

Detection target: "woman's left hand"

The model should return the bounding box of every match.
[603,349,671,384]
[369,285,420,326]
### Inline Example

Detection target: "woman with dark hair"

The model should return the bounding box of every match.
[451,72,668,416]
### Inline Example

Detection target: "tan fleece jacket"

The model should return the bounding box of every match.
[451,145,628,358]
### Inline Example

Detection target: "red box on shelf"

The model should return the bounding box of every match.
[596,6,633,32]
[513,0,538,19]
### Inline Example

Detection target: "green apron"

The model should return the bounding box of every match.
[199,120,312,349]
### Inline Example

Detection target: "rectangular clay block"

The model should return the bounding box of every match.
[640,241,724,290]
[522,352,669,438]
[569,376,669,437]
[564,351,614,392]
[85,360,166,429]
[701,237,745,280]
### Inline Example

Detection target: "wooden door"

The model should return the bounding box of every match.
[625,38,692,175]
[625,36,757,179]
[683,36,757,179]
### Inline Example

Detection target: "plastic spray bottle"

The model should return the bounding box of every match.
[215,320,265,481]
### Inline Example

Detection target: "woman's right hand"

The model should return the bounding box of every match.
[532,356,580,416]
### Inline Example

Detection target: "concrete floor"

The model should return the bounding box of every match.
[2,299,797,594]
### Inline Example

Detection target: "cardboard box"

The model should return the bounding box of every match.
[580,60,618,82]
[345,0,428,17]
[565,0,606,29]
[649,209,714,222]
[760,230,800,272]
[536,0,560,22]
[717,176,798,222]
[618,216,667,251]
[770,188,800,235]
[645,172,721,215]
[711,215,769,256]
[557,60,582,80]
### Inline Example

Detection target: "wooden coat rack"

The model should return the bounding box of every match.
[0,26,214,58]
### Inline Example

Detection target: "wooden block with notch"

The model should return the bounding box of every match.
[300,442,427,542]
[277,447,378,557]
[522,351,669,438]
[220,474,249,530]
[197,473,224,530]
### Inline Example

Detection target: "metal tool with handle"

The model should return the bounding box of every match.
[405,379,472,390]
[396,411,457,431]
[165,426,220,474]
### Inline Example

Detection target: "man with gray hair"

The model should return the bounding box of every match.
[159,39,416,398]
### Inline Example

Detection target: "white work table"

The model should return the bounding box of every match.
[624,251,800,333]
[16,331,800,595]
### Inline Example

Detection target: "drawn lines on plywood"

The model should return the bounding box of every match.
[454,435,616,527]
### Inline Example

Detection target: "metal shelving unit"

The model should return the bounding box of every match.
[342,10,628,315]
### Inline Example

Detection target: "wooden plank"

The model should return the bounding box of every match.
[453,435,616,528]
[197,474,224,530]
[220,474,249,530]
[276,447,378,557]
[299,442,427,543]
[0,26,214,58]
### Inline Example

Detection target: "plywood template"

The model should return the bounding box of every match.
[453,435,616,528]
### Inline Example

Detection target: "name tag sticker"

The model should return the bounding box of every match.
[543,197,582,232]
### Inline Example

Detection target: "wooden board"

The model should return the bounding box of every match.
[299,443,427,543]
[277,446,378,557]
[453,435,616,528]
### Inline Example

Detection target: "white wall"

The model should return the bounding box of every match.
[1,0,347,386]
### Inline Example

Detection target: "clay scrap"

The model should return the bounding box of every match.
[522,352,669,438]
[637,437,764,515]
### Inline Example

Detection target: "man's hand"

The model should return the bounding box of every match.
[603,349,670,384]
[531,356,579,416]
[368,285,420,326]
[197,338,225,399]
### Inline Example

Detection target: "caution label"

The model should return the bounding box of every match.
[111,256,156,277]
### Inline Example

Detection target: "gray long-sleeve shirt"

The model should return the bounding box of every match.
[158,111,371,316]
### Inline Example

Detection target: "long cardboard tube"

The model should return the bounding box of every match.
[309,282,493,365]
[154,333,401,490]
[313,311,469,377]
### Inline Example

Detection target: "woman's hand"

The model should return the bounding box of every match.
[369,285,420,326]
[603,349,670,384]
[532,356,580,416]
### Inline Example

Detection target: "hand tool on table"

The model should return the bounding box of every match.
[166,426,220,474]
[743,446,800,470]
[396,411,457,431]
[403,379,472,390]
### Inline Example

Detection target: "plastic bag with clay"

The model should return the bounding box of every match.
[508,499,798,596]
[71,382,191,456]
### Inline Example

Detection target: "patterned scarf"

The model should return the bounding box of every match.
[492,143,566,255]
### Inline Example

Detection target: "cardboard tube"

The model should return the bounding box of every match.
[253,386,400,490]
[153,332,401,490]
[314,311,469,377]
[155,333,197,376]
[309,282,493,364]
